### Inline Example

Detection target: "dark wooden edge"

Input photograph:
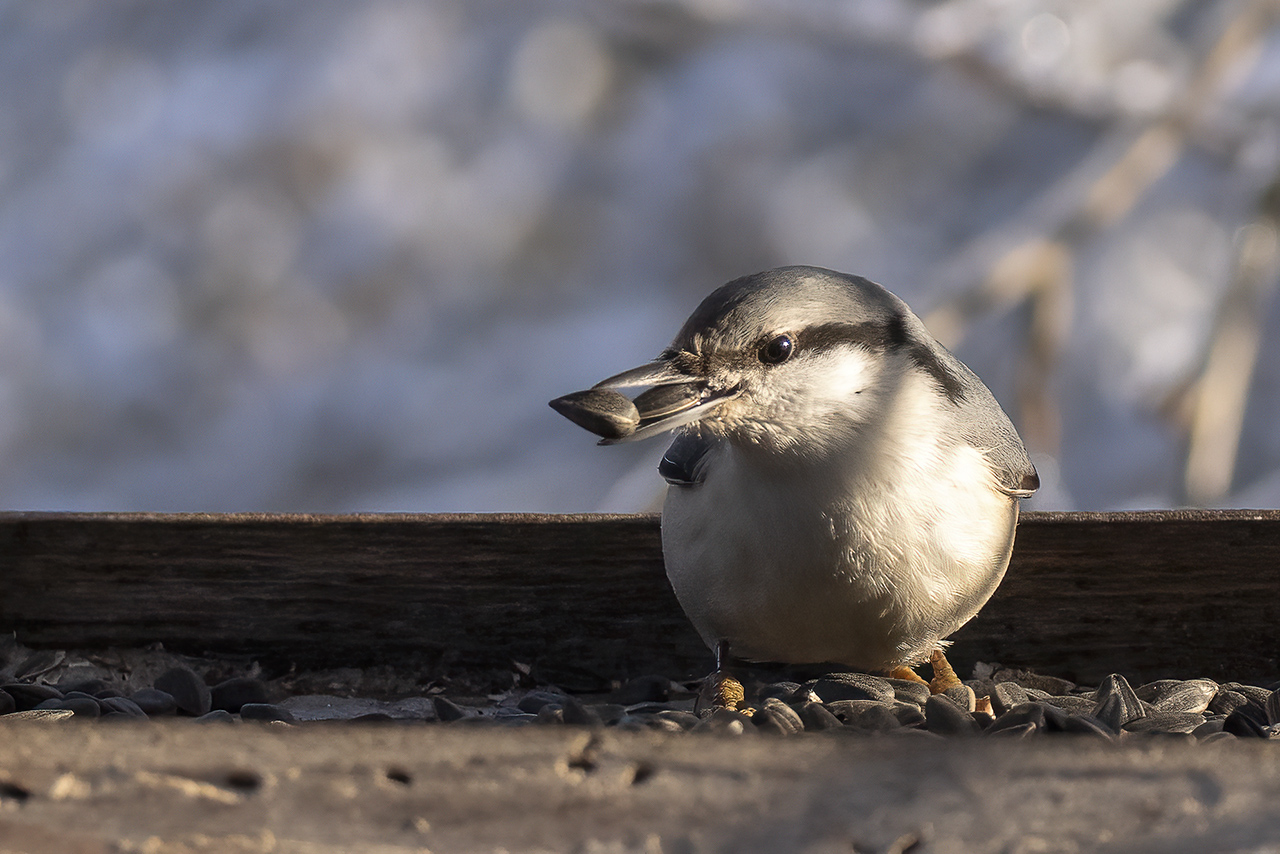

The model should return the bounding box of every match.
[2,510,1279,685]
[4,509,1280,523]
[0,510,663,524]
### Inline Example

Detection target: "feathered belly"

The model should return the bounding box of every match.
[660,447,1018,670]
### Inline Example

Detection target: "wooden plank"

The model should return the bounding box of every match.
[955,510,1280,684]
[1,723,1279,854]
[1,511,1278,685]
[0,512,693,689]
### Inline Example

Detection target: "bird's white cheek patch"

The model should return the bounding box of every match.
[784,347,878,416]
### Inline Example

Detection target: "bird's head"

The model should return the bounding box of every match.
[551,266,956,460]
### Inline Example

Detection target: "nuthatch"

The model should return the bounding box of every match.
[552,266,1037,683]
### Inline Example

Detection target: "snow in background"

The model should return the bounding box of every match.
[1,0,1279,513]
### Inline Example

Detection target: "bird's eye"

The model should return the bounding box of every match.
[759,334,794,365]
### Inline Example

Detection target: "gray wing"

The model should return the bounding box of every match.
[932,344,1039,497]
[892,299,1038,497]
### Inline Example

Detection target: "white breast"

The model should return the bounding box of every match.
[660,369,1019,670]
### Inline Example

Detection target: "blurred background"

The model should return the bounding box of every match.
[1,0,1279,513]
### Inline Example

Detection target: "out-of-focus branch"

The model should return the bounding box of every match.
[627,0,1280,156]
[919,0,1280,460]
[925,0,1280,325]
[1183,190,1280,505]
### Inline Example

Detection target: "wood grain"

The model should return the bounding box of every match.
[2,723,1279,854]
[954,510,1280,683]
[2,511,1278,684]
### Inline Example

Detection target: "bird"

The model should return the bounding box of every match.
[550,266,1038,698]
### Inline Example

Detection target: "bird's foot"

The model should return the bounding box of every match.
[927,648,963,694]
[696,671,747,715]
[695,639,749,715]
[889,650,963,694]
[887,664,929,686]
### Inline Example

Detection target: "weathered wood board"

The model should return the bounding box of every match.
[2,724,1280,854]
[1,510,1278,684]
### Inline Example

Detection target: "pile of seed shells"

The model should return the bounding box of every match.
[1,645,1277,741]
[441,668,1280,742]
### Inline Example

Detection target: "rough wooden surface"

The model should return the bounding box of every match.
[0,513,687,688]
[0,722,1277,854]
[2,510,1279,684]
[954,509,1280,683]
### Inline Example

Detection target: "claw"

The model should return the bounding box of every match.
[888,664,929,686]
[697,672,746,714]
[928,649,963,694]
[696,640,748,714]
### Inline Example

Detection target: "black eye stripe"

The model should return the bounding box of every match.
[794,317,909,354]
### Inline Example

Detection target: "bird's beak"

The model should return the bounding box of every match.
[550,357,738,444]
